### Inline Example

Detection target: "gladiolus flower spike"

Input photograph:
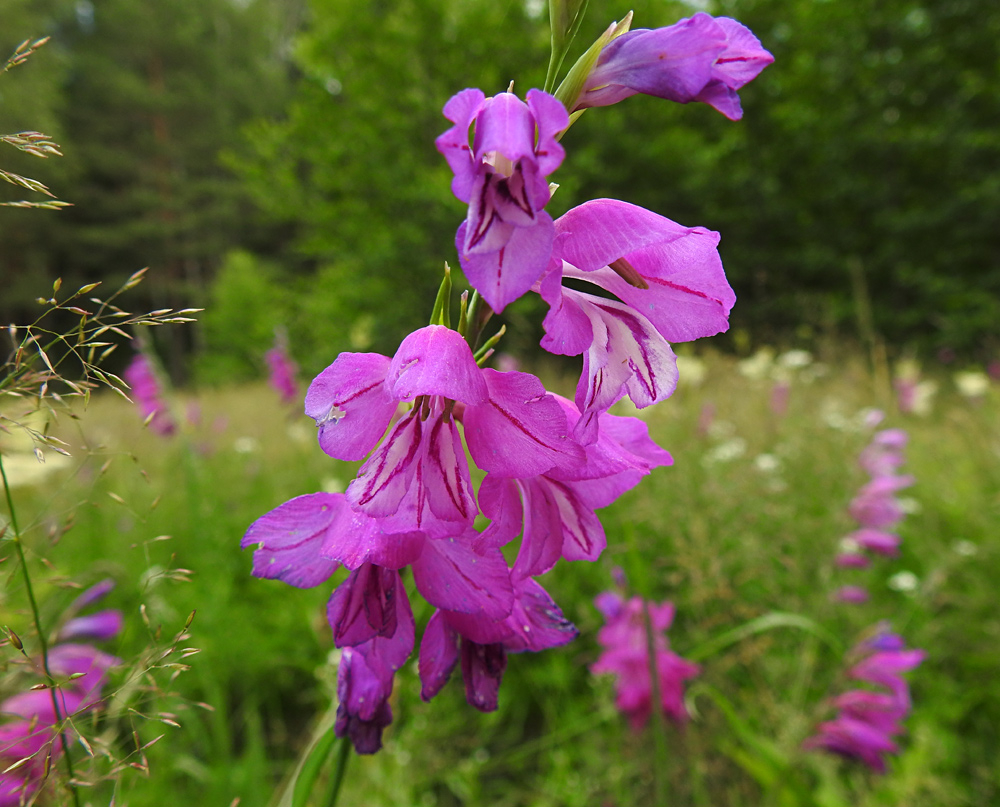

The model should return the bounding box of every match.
[242,6,773,754]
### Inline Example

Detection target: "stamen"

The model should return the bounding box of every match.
[608,257,649,289]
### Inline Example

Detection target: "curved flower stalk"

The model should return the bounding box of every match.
[436,88,569,313]
[124,353,176,437]
[572,13,774,120]
[0,581,122,805]
[804,628,924,772]
[538,199,736,441]
[591,590,699,730]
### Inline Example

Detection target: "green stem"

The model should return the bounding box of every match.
[642,601,668,807]
[0,452,82,807]
[323,736,352,807]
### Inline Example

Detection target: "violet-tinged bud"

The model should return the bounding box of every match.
[576,13,773,120]
[71,578,115,610]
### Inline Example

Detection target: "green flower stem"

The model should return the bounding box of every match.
[642,600,668,807]
[0,452,82,807]
[323,736,351,807]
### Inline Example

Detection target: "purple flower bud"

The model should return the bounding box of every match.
[58,610,124,643]
[71,578,115,610]
[578,13,773,120]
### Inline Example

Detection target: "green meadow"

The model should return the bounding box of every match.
[4,348,996,806]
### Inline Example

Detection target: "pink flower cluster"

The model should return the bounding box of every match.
[0,581,121,805]
[591,590,699,730]
[124,353,176,437]
[804,628,924,772]
[242,11,772,754]
[835,429,914,602]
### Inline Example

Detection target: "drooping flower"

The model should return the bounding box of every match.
[265,336,299,405]
[575,13,773,120]
[539,199,735,441]
[124,353,176,436]
[418,574,577,712]
[242,490,518,751]
[436,88,569,312]
[334,591,415,754]
[591,591,699,730]
[804,627,924,772]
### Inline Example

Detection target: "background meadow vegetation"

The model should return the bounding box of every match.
[4,350,998,805]
[2,0,999,804]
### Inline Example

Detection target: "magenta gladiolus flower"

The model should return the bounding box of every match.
[805,628,924,772]
[576,13,773,120]
[437,88,569,312]
[539,199,735,441]
[265,338,299,404]
[124,353,176,436]
[590,592,698,730]
[304,325,582,537]
[243,489,520,751]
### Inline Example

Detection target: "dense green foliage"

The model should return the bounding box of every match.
[6,354,997,805]
[3,0,999,372]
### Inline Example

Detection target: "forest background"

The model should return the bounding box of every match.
[3,0,998,379]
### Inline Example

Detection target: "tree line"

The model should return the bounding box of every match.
[2,0,997,380]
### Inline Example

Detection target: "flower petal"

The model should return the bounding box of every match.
[411,534,514,620]
[305,352,397,461]
[386,326,488,404]
[435,88,486,202]
[457,212,555,313]
[241,493,342,588]
[502,578,578,653]
[326,565,402,648]
[464,369,584,477]
[417,610,460,702]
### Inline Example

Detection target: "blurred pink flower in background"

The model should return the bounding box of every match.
[591,591,699,730]
[0,580,122,804]
[265,336,299,405]
[804,627,924,772]
[124,354,176,436]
